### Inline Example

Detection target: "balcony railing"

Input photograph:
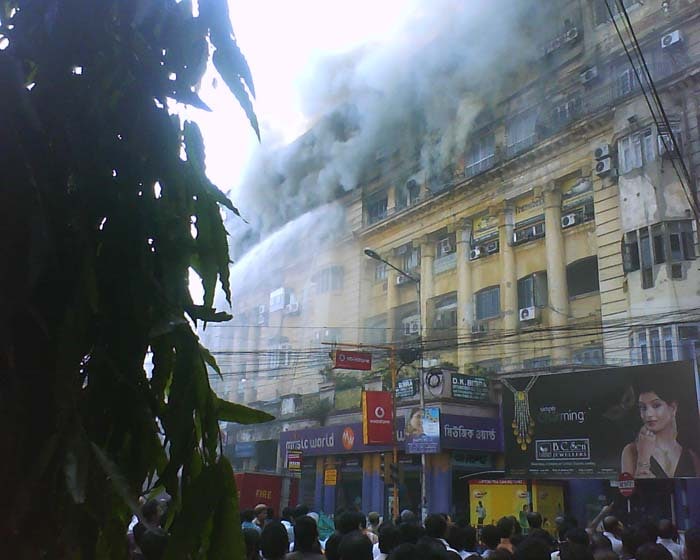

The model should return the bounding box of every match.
[464,154,496,178]
[505,134,537,158]
[433,253,457,274]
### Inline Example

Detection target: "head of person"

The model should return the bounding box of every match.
[292,515,319,553]
[260,521,289,560]
[636,544,673,560]
[337,510,364,534]
[400,509,417,524]
[498,516,518,541]
[243,528,261,560]
[481,525,502,550]
[685,527,700,560]
[590,533,613,553]
[379,524,401,555]
[390,543,419,560]
[527,512,543,529]
[657,520,675,541]
[565,529,589,547]
[325,532,342,560]
[138,527,168,560]
[399,520,424,545]
[491,549,516,560]
[281,507,293,522]
[603,516,622,537]
[621,528,649,558]
[255,504,269,524]
[510,516,523,536]
[424,513,448,540]
[142,499,161,525]
[594,551,619,560]
[446,525,467,552]
[515,538,551,560]
[635,381,679,435]
[339,530,373,560]
[294,504,310,518]
[528,529,553,547]
[460,525,478,552]
[368,511,381,527]
[241,509,256,524]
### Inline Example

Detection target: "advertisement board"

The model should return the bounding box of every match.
[441,414,502,452]
[532,482,565,536]
[451,374,490,401]
[502,362,700,478]
[334,350,372,371]
[406,406,440,454]
[469,480,529,527]
[362,391,394,445]
[396,378,417,399]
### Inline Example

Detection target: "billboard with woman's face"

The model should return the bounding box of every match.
[502,361,700,478]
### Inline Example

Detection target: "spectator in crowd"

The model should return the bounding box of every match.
[259,521,288,560]
[636,544,673,560]
[447,524,481,560]
[376,524,401,560]
[515,538,551,560]
[528,513,544,531]
[339,531,374,560]
[368,512,381,535]
[422,513,461,558]
[287,515,324,560]
[603,517,624,556]
[685,528,700,560]
[590,534,613,555]
[621,528,651,560]
[255,504,269,530]
[388,543,418,560]
[398,520,424,545]
[481,525,502,558]
[498,517,519,553]
[281,507,295,547]
[657,520,684,560]
[361,513,379,545]
[243,528,260,560]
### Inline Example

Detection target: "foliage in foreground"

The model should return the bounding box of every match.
[0,1,269,557]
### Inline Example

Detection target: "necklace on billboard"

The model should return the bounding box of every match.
[502,376,539,451]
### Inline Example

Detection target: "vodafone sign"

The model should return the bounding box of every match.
[362,391,394,445]
[334,350,372,371]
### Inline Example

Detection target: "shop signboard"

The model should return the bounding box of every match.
[362,390,394,445]
[451,374,490,401]
[286,450,302,476]
[502,361,700,478]
[334,350,372,371]
[396,378,417,399]
[441,414,502,452]
[405,406,441,454]
[234,441,256,458]
[324,469,337,486]
[280,423,399,456]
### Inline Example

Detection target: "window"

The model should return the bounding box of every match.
[618,128,654,174]
[650,329,662,364]
[465,133,495,177]
[374,262,387,282]
[401,314,420,336]
[523,356,551,370]
[506,110,538,157]
[517,272,548,309]
[567,257,599,297]
[396,180,421,209]
[652,224,665,264]
[573,347,603,366]
[433,297,458,329]
[269,343,292,369]
[668,221,695,262]
[657,119,682,157]
[269,288,286,312]
[403,247,420,271]
[314,265,344,294]
[475,286,500,320]
[367,196,388,225]
[551,97,581,129]
[622,231,640,272]
[594,0,636,25]
[365,318,387,345]
[471,359,502,375]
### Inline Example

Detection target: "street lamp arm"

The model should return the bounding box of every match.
[363,248,420,283]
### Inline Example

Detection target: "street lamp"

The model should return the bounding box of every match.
[364,248,427,523]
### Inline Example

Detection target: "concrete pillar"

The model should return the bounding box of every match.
[322,457,336,515]
[543,183,570,366]
[456,220,474,372]
[387,184,397,214]
[428,453,452,514]
[386,253,400,343]
[361,454,382,514]
[371,453,384,515]
[314,457,324,513]
[419,239,436,337]
[499,204,520,369]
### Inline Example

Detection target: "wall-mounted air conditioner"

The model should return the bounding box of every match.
[284,302,300,315]
[565,27,579,43]
[404,320,420,335]
[657,133,677,157]
[594,144,610,160]
[561,214,577,228]
[580,66,598,85]
[661,30,683,49]
[396,275,411,285]
[513,228,530,244]
[519,306,539,322]
[485,240,499,254]
[469,247,482,261]
[595,157,613,176]
[471,322,488,335]
[532,222,545,238]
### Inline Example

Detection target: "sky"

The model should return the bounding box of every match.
[187,0,418,195]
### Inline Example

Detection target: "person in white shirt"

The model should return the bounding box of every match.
[658,520,684,560]
[375,524,401,560]
[602,516,624,556]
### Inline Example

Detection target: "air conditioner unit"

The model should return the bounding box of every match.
[513,228,530,244]
[469,247,482,261]
[661,30,683,49]
[565,27,579,43]
[471,322,488,335]
[519,306,538,322]
[404,320,420,336]
[594,144,610,160]
[438,238,453,255]
[532,222,545,238]
[595,157,613,176]
[257,304,266,315]
[580,66,598,85]
[284,302,300,315]
[485,240,500,254]
[561,214,577,228]
[257,313,266,325]
[396,275,411,285]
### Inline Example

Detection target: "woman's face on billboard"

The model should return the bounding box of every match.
[410,410,423,431]
[638,391,677,433]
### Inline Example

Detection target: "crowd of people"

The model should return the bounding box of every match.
[238,505,700,560]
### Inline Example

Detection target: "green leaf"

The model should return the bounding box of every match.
[199,343,222,378]
[213,48,260,140]
[215,394,274,424]
[208,458,244,560]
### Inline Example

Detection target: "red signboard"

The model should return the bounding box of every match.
[334,350,372,371]
[234,473,299,512]
[362,391,394,445]
[618,472,635,497]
